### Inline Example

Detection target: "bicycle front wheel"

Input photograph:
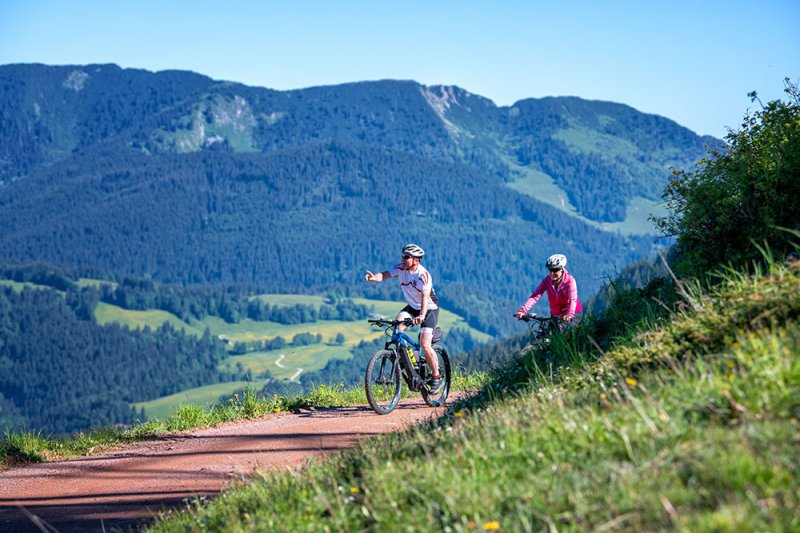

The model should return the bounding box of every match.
[421,344,451,407]
[365,349,402,414]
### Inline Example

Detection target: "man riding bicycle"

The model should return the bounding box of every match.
[514,254,582,323]
[365,243,443,394]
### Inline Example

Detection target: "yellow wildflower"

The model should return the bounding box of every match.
[483,521,500,530]
[626,378,638,387]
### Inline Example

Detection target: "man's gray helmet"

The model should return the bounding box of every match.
[402,243,425,259]
[546,254,567,270]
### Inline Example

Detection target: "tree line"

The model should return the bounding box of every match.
[0,284,233,434]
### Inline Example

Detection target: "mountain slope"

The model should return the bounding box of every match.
[0,64,718,334]
[0,141,652,335]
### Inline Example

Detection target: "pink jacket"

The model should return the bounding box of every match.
[517,269,583,319]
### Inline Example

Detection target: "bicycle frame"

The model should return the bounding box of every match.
[365,317,451,414]
[370,319,428,391]
[519,313,562,345]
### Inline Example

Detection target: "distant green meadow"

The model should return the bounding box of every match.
[507,170,666,236]
[0,279,42,291]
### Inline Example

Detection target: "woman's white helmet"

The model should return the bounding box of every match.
[402,243,425,259]
[546,254,567,270]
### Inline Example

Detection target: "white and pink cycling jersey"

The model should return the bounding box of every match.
[387,264,439,311]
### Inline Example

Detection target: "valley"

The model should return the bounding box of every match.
[2,276,489,421]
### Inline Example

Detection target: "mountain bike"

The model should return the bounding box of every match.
[518,313,562,351]
[364,318,451,415]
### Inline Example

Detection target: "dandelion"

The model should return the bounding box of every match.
[626,378,638,387]
[455,412,465,418]
[600,393,607,400]
[483,521,500,530]
[351,486,360,494]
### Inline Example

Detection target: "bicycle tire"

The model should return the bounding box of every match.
[365,349,402,414]
[421,344,451,407]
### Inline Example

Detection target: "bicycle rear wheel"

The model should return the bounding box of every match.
[365,349,402,414]
[421,344,451,407]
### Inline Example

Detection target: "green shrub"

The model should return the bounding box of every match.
[656,79,800,274]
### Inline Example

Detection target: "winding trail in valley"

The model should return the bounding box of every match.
[0,397,454,532]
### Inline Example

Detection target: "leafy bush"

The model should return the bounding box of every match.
[656,79,800,274]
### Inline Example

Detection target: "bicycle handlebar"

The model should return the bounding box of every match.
[368,318,414,327]
[517,313,562,324]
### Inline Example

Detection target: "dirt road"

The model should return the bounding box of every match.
[0,398,450,532]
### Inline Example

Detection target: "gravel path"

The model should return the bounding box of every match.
[0,398,450,532]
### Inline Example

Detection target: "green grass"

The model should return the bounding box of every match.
[506,168,665,236]
[0,279,41,291]
[598,195,668,235]
[250,293,331,307]
[553,125,640,160]
[95,302,202,334]
[145,261,800,531]
[76,277,116,290]
[220,344,354,380]
[132,380,270,421]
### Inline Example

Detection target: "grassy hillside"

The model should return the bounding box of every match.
[146,257,800,532]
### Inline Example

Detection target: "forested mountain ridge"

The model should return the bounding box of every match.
[0,63,719,336]
[0,63,716,222]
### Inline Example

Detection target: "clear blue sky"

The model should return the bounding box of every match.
[1,0,797,139]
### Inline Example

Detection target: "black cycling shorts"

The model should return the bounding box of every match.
[400,305,439,332]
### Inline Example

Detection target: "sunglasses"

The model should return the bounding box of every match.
[402,254,416,259]
[548,268,563,273]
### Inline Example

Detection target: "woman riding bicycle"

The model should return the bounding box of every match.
[514,254,582,323]
[365,243,443,394]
